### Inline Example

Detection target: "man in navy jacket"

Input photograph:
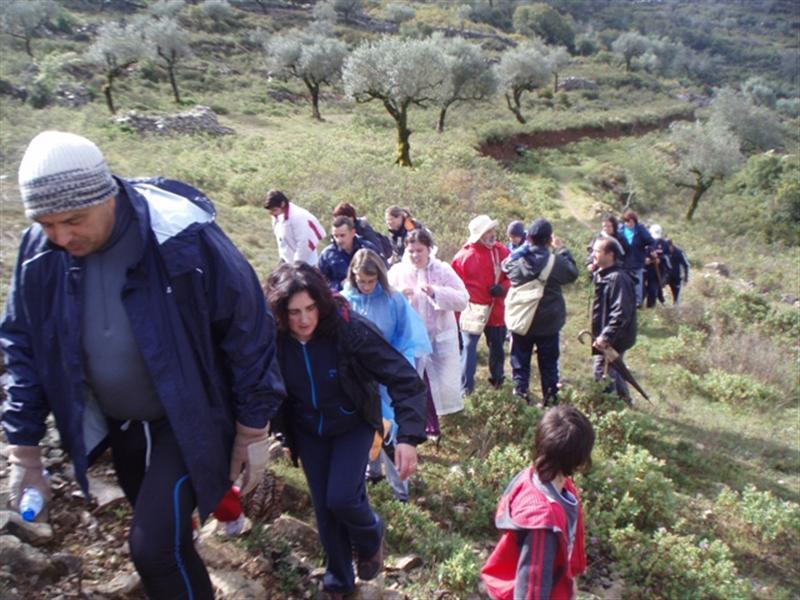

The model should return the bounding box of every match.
[1,131,286,599]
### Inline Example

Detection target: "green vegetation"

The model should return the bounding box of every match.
[0,0,798,597]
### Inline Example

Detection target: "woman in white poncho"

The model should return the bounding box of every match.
[388,228,468,442]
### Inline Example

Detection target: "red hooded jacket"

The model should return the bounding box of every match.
[481,467,587,600]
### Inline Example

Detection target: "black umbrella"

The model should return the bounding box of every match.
[578,331,651,403]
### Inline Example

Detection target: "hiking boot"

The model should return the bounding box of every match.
[512,388,530,404]
[357,539,384,581]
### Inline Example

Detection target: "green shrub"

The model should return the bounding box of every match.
[687,368,783,407]
[579,445,677,535]
[443,444,531,537]
[610,525,749,599]
[465,389,540,458]
[715,290,771,333]
[437,541,481,593]
[716,485,800,544]
[654,325,708,374]
[590,409,643,455]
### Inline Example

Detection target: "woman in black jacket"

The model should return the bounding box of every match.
[265,263,427,600]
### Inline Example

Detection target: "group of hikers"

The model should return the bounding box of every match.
[1,131,688,599]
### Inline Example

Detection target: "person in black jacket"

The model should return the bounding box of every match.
[590,238,637,403]
[265,263,426,600]
[618,210,654,307]
[665,238,690,305]
[333,202,393,262]
[502,219,579,406]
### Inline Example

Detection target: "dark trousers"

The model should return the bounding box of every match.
[668,281,682,305]
[295,421,382,593]
[108,419,213,600]
[645,267,665,307]
[510,330,560,401]
[460,325,507,394]
[423,370,440,437]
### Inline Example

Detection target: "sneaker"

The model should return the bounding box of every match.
[357,539,384,581]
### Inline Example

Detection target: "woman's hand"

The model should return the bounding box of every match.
[394,443,418,480]
[420,284,435,298]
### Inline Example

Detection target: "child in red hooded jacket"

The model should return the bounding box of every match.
[482,406,595,599]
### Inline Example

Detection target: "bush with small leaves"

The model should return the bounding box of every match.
[437,542,482,593]
[716,485,800,544]
[610,525,749,599]
[687,368,783,407]
[579,445,677,535]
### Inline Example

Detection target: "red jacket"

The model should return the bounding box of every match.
[451,242,510,327]
[481,467,587,600]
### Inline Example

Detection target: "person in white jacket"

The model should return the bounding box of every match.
[388,228,468,445]
[264,190,325,266]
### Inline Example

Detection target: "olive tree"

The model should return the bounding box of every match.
[88,21,144,115]
[343,36,448,166]
[266,32,348,121]
[611,31,650,71]
[512,3,575,52]
[435,36,497,133]
[145,17,192,104]
[548,45,570,92]
[494,42,553,124]
[668,120,743,220]
[0,0,58,58]
[710,87,784,152]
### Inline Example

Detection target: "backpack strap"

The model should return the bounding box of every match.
[539,253,556,282]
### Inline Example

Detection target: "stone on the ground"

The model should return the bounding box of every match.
[703,262,730,277]
[268,515,319,556]
[391,555,422,572]
[91,571,142,596]
[197,534,252,569]
[0,510,53,545]
[355,574,384,600]
[209,569,266,599]
[87,475,126,511]
[0,534,66,581]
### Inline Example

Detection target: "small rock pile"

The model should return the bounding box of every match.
[112,105,235,136]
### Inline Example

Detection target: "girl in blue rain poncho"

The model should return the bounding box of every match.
[343,249,432,502]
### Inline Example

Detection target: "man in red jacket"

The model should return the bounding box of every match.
[451,215,510,396]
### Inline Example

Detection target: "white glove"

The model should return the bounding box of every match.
[8,445,51,511]
[228,423,270,496]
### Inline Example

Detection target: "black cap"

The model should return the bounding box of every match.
[527,218,552,245]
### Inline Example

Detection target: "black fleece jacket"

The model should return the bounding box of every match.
[591,265,637,353]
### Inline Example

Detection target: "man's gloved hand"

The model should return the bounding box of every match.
[489,284,505,298]
[8,445,51,511]
[229,423,270,496]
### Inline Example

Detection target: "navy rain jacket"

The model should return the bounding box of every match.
[0,177,286,518]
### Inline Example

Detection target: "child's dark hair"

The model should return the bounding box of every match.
[534,406,595,482]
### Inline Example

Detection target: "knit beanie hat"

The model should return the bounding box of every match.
[506,220,525,238]
[18,131,118,219]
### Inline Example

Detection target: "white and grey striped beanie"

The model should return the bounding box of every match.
[18,131,118,219]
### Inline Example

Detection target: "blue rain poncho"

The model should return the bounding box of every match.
[342,282,432,441]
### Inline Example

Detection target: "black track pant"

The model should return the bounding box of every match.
[107,418,213,600]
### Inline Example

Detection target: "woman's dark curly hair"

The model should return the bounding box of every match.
[264,262,347,338]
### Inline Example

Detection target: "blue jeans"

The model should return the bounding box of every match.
[295,421,383,593]
[632,268,645,306]
[510,330,560,402]
[460,325,507,394]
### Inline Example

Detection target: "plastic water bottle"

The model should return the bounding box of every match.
[19,487,44,522]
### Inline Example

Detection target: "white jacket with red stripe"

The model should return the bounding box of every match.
[272,202,325,266]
